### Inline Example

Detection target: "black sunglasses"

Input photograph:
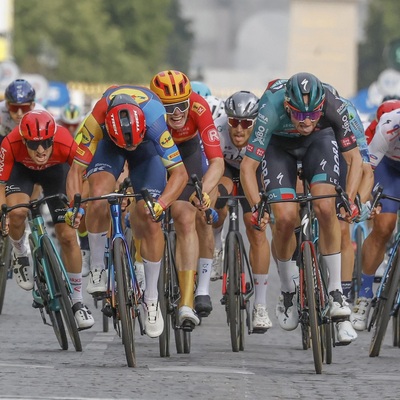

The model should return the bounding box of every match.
[25,138,54,150]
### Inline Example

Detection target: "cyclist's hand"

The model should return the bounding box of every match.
[342,198,359,223]
[65,207,85,228]
[189,191,211,210]
[144,201,165,223]
[251,205,269,231]
[355,201,371,222]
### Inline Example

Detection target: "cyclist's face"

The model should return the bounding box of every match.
[166,108,189,130]
[7,102,35,124]
[24,140,53,165]
[290,113,320,136]
[228,120,254,149]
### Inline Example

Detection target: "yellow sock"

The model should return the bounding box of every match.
[178,270,196,308]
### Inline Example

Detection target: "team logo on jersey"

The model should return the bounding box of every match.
[76,147,85,157]
[256,148,265,157]
[192,102,206,115]
[108,88,149,105]
[160,131,174,148]
[168,150,180,160]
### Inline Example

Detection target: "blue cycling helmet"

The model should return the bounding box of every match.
[191,81,211,97]
[5,79,36,103]
[285,72,325,112]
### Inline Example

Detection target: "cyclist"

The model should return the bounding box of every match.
[0,79,46,141]
[240,72,362,343]
[205,95,226,121]
[65,86,188,339]
[350,104,400,331]
[212,90,272,332]
[150,70,224,325]
[56,102,91,277]
[191,81,212,97]
[0,110,94,330]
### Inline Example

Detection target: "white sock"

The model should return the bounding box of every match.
[323,253,342,293]
[9,233,28,256]
[68,272,83,303]
[143,258,161,303]
[277,259,298,293]
[213,225,224,251]
[88,231,108,269]
[253,274,268,305]
[195,258,212,296]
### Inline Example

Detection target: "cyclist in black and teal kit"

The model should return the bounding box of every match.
[240,72,363,344]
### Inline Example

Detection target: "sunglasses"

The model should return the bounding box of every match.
[25,138,54,150]
[228,118,255,129]
[287,103,323,122]
[8,103,33,113]
[164,100,190,115]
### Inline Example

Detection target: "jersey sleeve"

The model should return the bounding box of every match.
[0,136,15,183]
[368,121,391,168]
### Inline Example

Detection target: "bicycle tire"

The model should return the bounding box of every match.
[0,236,11,314]
[352,226,364,303]
[303,242,323,374]
[42,236,82,352]
[226,233,244,352]
[114,237,136,367]
[393,310,400,347]
[173,312,184,354]
[369,250,400,357]
[158,236,170,357]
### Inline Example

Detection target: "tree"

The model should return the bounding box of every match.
[12,0,193,84]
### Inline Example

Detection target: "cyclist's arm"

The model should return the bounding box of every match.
[358,162,374,203]
[66,161,86,203]
[240,155,262,208]
[341,147,363,201]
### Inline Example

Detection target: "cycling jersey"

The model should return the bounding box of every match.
[0,101,46,138]
[0,125,77,183]
[74,85,182,172]
[245,79,358,163]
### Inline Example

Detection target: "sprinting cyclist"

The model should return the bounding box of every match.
[150,70,224,325]
[65,86,188,339]
[212,90,272,332]
[351,105,400,330]
[240,72,362,343]
[0,110,94,329]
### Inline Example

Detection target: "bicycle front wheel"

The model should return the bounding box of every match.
[352,225,364,303]
[114,237,136,367]
[226,233,245,352]
[43,236,82,352]
[158,235,170,357]
[0,236,12,314]
[370,250,400,357]
[303,242,323,374]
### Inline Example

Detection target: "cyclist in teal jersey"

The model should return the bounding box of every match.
[240,72,362,344]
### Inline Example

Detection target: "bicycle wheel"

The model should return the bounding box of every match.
[226,233,245,352]
[0,236,12,314]
[42,236,82,352]
[183,330,191,353]
[393,308,400,347]
[114,237,136,367]
[158,236,170,357]
[369,250,400,357]
[352,225,364,303]
[303,242,323,374]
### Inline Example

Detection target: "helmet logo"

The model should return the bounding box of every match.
[110,114,118,136]
[301,78,309,92]
[133,110,140,132]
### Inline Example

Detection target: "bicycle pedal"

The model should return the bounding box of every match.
[32,300,44,309]
[334,341,351,347]
[251,327,269,334]
[182,320,195,332]
[101,303,113,318]
[220,296,227,305]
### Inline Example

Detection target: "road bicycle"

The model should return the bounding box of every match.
[0,232,12,315]
[1,194,82,351]
[367,188,400,357]
[217,178,255,352]
[259,177,352,374]
[73,179,143,367]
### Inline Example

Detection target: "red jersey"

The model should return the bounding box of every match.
[168,92,223,160]
[0,125,77,183]
[365,119,377,145]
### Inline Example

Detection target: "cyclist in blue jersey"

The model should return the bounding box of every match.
[65,86,188,339]
[240,72,362,344]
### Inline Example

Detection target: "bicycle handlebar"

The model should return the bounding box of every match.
[191,174,213,224]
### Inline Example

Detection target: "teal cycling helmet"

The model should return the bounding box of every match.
[285,72,325,112]
[191,81,211,97]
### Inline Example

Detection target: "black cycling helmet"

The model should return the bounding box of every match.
[224,91,259,119]
[285,72,325,112]
[5,79,36,103]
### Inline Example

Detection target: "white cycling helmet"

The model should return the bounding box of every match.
[205,95,226,120]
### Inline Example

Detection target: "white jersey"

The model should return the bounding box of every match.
[0,100,46,137]
[215,114,246,170]
[369,108,400,168]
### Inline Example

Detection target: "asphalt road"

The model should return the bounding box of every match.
[0,240,399,400]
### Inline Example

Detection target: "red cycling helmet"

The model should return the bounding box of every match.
[376,99,400,121]
[105,94,146,148]
[19,110,57,140]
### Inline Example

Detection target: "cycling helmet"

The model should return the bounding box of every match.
[205,95,226,120]
[224,91,259,119]
[285,72,325,112]
[105,94,146,148]
[59,103,82,125]
[5,79,36,103]
[19,110,56,140]
[150,70,192,104]
[376,99,400,121]
[191,81,212,97]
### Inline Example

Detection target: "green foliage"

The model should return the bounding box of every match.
[13,0,193,84]
[358,0,400,89]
